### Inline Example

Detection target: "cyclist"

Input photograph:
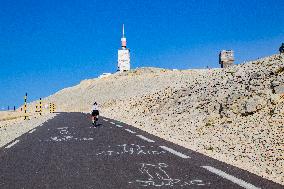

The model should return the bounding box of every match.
[91,102,99,126]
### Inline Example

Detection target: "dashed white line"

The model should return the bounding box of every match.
[29,129,36,133]
[202,166,260,189]
[125,129,136,133]
[110,122,115,125]
[116,124,123,128]
[137,135,155,143]
[57,127,68,130]
[5,140,20,149]
[160,146,190,159]
[103,119,108,121]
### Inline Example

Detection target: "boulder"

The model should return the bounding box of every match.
[244,96,266,114]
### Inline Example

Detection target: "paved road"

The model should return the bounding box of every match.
[0,113,282,188]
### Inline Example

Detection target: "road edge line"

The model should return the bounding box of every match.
[125,129,136,133]
[160,146,190,159]
[5,140,20,149]
[201,166,261,189]
[137,135,155,143]
[29,129,36,133]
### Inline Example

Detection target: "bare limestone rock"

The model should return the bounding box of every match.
[243,96,266,115]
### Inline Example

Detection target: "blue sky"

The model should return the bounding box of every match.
[0,0,283,109]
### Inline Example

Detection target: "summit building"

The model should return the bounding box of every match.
[117,24,130,72]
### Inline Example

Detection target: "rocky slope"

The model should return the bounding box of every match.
[29,54,284,184]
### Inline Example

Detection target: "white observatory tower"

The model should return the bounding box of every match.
[117,24,130,72]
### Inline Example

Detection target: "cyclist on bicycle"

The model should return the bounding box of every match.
[91,102,99,126]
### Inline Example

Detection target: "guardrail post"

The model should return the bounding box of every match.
[24,93,28,120]
[52,103,54,113]
[49,103,52,113]
[39,98,42,115]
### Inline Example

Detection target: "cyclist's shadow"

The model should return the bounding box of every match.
[95,123,102,127]
[90,121,102,128]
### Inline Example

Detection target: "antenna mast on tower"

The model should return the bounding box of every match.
[121,24,127,49]
[122,24,125,37]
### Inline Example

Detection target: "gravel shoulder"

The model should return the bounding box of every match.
[0,112,57,148]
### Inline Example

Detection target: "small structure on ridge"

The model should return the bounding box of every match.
[219,50,234,68]
[279,43,284,54]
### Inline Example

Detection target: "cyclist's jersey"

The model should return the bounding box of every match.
[92,104,99,111]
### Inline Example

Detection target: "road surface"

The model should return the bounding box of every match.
[0,112,282,188]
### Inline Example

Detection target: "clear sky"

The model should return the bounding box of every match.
[0,0,283,109]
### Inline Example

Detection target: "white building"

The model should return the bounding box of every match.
[117,24,130,72]
[98,73,112,79]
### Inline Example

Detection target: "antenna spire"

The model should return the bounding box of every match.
[121,24,126,48]
[122,24,125,37]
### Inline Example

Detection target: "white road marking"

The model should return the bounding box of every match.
[137,135,155,143]
[57,127,68,130]
[202,166,261,189]
[110,122,115,125]
[125,129,136,133]
[116,124,123,128]
[29,129,36,133]
[103,119,108,121]
[160,146,190,159]
[5,140,20,149]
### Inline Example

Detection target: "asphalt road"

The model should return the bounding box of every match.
[0,112,282,189]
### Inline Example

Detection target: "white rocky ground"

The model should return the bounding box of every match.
[12,54,284,184]
[0,113,57,148]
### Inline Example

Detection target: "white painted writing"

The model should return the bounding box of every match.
[96,144,167,156]
[129,163,210,187]
[45,127,94,142]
